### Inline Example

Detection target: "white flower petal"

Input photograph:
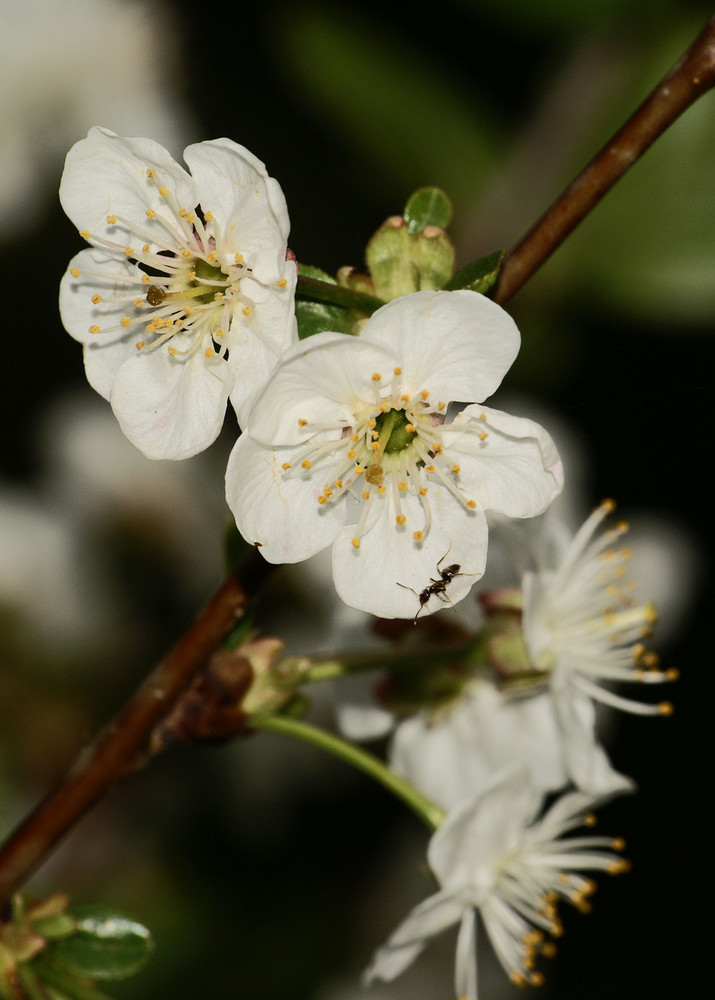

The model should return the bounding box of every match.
[551,675,634,796]
[364,888,464,985]
[449,404,564,518]
[390,681,569,813]
[362,290,520,403]
[332,490,486,618]
[247,332,397,445]
[60,126,195,251]
[225,434,345,563]
[183,138,290,284]
[110,347,230,460]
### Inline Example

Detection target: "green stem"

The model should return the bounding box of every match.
[298,636,478,684]
[296,273,385,315]
[253,714,445,830]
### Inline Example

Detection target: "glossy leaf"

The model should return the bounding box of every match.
[48,906,153,981]
[444,250,504,293]
[296,264,356,339]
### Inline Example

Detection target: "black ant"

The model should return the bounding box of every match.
[397,548,474,623]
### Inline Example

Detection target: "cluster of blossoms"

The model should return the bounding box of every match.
[58,129,675,1000]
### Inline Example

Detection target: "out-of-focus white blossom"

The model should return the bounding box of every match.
[365,767,627,1000]
[0,0,193,239]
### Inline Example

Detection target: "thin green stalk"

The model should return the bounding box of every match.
[296,636,479,684]
[253,714,445,830]
[296,273,385,315]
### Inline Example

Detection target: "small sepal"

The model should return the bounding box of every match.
[403,187,452,236]
[444,249,504,293]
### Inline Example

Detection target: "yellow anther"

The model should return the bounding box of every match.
[168,346,177,357]
[298,418,308,426]
[120,317,132,328]
[141,274,150,284]
[584,813,597,827]
[354,464,365,475]
[278,278,287,288]
[351,538,360,549]
[611,837,626,851]
[181,248,192,258]
[466,500,477,509]
[146,208,155,218]
[134,298,143,308]
[204,348,215,358]
[426,464,435,474]
[124,247,134,256]
[205,211,214,222]
[79,229,90,239]
[243,306,252,316]
[281,462,292,470]
[406,424,416,433]
[71,267,80,278]
[362,491,370,500]
[91,294,102,304]
[419,488,428,496]
[531,972,545,987]
[347,449,357,459]
[393,367,402,375]
[371,372,382,382]
[377,485,386,494]
[158,185,169,196]
[106,215,117,224]
[479,431,489,441]
[400,393,410,402]
[433,444,443,455]
[395,514,406,525]
[452,464,461,474]
[438,401,446,410]
[146,168,156,178]
[420,390,429,399]
[608,859,631,875]
[397,481,407,492]
[659,701,674,716]
[366,419,376,428]
[665,667,679,681]
[234,251,243,263]
[334,480,343,489]
[351,433,360,442]
[413,531,424,541]
[301,459,312,469]
[318,495,327,505]
[371,442,380,451]
[135,340,146,350]
[143,243,150,253]
[541,942,557,959]
[88,325,100,334]
[324,488,333,498]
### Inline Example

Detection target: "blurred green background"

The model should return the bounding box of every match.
[0,1,711,997]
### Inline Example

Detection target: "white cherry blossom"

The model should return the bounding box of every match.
[365,767,628,1000]
[59,127,297,459]
[226,290,563,618]
[521,500,677,792]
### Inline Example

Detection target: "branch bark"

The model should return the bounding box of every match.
[493,13,715,304]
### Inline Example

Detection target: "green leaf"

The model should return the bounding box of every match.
[444,250,504,293]
[33,960,114,1000]
[404,188,452,236]
[296,264,358,339]
[48,906,153,982]
[296,298,355,339]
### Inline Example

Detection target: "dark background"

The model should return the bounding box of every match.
[0,1,711,998]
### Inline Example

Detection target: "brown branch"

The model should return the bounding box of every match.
[2,13,715,907]
[0,548,273,902]
[493,13,715,304]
